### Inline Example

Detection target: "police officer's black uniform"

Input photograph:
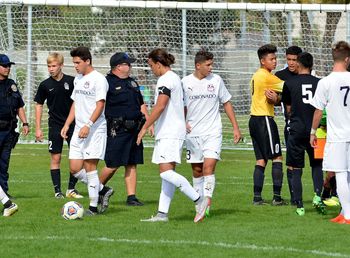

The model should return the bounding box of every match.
[104,72,145,168]
[0,77,25,193]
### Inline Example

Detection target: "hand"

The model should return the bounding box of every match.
[137,127,147,145]
[265,89,278,104]
[61,124,69,139]
[310,134,317,148]
[78,125,90,138]
[186,122,192,134]
[22,125,30,136]
[233,129,242,144]
[35,128,43,142]
[148,125,154,137]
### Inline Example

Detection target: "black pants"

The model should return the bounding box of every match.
[0,130,15,193]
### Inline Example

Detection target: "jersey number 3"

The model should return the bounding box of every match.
[302,84,313,104]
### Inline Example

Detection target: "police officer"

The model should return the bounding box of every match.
[0,54,29,197]
[99,52,152,211]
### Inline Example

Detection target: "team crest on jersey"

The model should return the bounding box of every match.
[207,84,215,92]
[131,81,138,88]
[83,81,90,89]
[64,82,69,90]
[11,84,17,92]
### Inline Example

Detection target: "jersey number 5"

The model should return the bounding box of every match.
[302,84,313,104]
[340,86,350,107]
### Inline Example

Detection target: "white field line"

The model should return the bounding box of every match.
[0,235,348,257]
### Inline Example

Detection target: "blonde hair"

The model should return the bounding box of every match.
[47,52,64,65]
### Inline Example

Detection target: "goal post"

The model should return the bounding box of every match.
[0,0,349,149]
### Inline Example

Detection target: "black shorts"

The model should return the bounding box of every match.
[249,116,282,161]
[286,132,322,168]
[104,128,144,168]
[48,123,73,154]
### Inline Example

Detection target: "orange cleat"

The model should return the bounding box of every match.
[330,214,344,223]
[336,217,350,224]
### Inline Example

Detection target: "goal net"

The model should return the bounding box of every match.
[0,1,348,149]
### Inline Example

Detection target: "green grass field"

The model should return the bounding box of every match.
[1,145,350,258]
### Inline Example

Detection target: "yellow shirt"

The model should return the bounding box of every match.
[250,68,284,117]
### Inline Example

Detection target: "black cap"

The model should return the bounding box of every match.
[110,52,136,67]
[0,54,15,66]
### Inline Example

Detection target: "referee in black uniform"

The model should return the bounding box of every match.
[34,52,81,199]
[281,52,323,215]
[0,54,29,198]
[98,52,152,211]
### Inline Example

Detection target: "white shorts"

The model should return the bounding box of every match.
[152,139,184,164]
[185,134,222,163]
[69,129,107,160]
[323,142,350,172]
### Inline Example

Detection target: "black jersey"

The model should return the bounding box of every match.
[281,74,320,135]
[0,78,25,121]
[275,67,297,81]
[105,73,144,120]
[34,74,74,126]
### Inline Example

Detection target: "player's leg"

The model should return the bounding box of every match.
[0,184,17,216]
[125,164,143,206]
[50,152,64,198]
[284,123,295,205]
[334,172,350,223]
[84,159,101,215]
[98,166,116,213]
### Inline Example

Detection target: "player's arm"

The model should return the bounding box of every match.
[223,101,241,144]
[310,108,323,148]
[17,107,29,136]
[140,103,154,136]
[137,93,169,145]
[35,103,44,141]
[78,99,105,138]
[61,102,75,139]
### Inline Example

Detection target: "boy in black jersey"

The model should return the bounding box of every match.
[281,52,324,215]
[34,53,82,199]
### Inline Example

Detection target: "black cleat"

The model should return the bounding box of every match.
[126,198,144,206]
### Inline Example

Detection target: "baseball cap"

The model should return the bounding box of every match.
[0,54,15,66]
[110,52,136,67]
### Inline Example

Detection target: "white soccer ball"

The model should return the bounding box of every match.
[61,201,84,220]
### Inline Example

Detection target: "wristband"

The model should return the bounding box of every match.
[86,120,93,128]
[23,123,29,127]
[310,128,316,135]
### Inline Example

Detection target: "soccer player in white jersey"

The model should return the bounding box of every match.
[61,46,109,216]
[182,50,241,217]
[310,41,350,224]
[137,48,209,223]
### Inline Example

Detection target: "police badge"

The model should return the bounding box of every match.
[64,82,69,90]
[11,84,18,92]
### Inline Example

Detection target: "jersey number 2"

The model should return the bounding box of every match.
[340,86,350,107]
[302,84,313,104]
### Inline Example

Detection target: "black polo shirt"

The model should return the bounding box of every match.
[105,73,144,120]
[34,74,74,126]
[0,78,24,121]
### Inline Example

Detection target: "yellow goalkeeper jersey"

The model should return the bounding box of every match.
[250,68,284,117]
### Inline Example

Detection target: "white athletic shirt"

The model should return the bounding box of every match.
[311,72,350,142]
[182,73,231,136]
[71,70,108,131]
[154,70,186,140]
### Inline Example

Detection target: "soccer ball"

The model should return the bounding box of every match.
[61,201,84,220]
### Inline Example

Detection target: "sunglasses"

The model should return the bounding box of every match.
[0,64,11,68]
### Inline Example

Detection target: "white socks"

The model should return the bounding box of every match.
[158,179,176,214]
[336,172,350,219]
[86,170,100,207]
[0,186,9,205]
[203,174,215,198]
[193,176,204,197]
[160,170,200,201]
[73,169,88,184]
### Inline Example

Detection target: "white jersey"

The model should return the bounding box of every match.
[154,70,186,140]
[71,70,109,131]
[311,72,350,142]
[182,73,231,136]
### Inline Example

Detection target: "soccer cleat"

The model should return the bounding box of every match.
[194,197,211,223]
[272,198,288,206]
[336,217,350,224]
[99,186,114,213]
[253,199,268,206]
[55,192,65,199]
[66,189,83,199]
[330,214,344,223]
[3,203,18,217]
[205,205,211,218]
[295,207,305,216]
[126,198,144,206]
[323,196,340,207]
[84,209,98,216]
[140,213,168,222]
[313,195,327,215]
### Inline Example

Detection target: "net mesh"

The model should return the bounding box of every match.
[0,4,346,148]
